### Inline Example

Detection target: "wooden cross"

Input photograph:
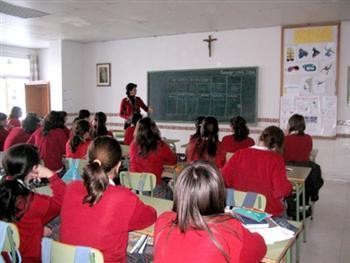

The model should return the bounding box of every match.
[203,35,217,57]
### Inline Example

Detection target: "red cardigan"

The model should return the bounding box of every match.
[123,126,135,145]
[283,134,312,162]
[186,140,226,168]
[221,135,255,154]
[27,127,68,171]
[3,127,31,151]
[154,211,266,263]
[221,147,292,216]
[60,181,157,263]
[119,96,148,120]
[15,174,65,263]
[65,139,91,159]
[129,141,177,184]
[0,127,9,151]
[8,118,21,128]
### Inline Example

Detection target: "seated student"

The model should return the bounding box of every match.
[58,111,71,138]
[91,111,113,138]
[60,136,156,262]
[221,116,255,155]
[284,114,323,203]
[222,126,292,216]
[124,112,142,145]
[72,109,91,126]
[0,112,9,151]
[27,111,68,177]
[188,116,205,143]
[65,120,91,159]
[4,113,40,151]
[7,106,22,129]
[0,144,65,262]
[129,117,177,198]
[154,161,266,263]
[186,116,226,168]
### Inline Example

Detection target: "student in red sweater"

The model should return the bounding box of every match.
[222,126,292,216]
[65,119,91,159]
[221,116,255,156]
[186,116,226,168]
[188,116,205,143]
[27,111,68,176]
[60,136,156,263]
[129,117,177,199]
[0,144,65,262]
[91,111,113,138]
[284,114,323,205]
[7,106,22,129]
[58,111,71,138]
[4,113,40,151]
[154,161,266,263]
[124,112,142,145]
[0,112,9,151]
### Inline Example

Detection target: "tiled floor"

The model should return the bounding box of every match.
[299,179,350,263]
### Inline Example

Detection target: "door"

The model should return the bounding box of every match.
[25,81,50,117]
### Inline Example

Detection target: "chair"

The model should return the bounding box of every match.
[309,149,318,162]
[226,188,267,211]
[41,238,103,263]
[0,221,20,263]
[119,172,157,196]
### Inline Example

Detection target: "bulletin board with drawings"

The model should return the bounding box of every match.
[280,24,339,137]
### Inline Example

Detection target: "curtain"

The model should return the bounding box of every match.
[28,54,39,81]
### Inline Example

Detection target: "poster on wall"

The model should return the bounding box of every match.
[280,24,339,137]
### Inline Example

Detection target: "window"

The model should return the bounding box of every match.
[0,56,30,116]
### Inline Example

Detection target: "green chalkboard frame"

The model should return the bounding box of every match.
[147,67,258,124]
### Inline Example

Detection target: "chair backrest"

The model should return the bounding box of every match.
[41,238,103,263]
[226,152,234,162]
[0,221,20,263]
[309,148,318,162]
[226,188,266,211]
[119,171,156,196]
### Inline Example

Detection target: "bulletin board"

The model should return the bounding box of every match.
[280,23,339,137]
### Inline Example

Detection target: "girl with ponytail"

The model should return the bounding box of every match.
[65,119,91,159]
[91,112,113,138]
[60,136,156,262]
[186,116,226,168]
[0,144,65,262]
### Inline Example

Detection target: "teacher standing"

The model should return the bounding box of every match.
[119,83,153,129]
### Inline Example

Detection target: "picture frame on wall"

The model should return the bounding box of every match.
[97,63,111,86]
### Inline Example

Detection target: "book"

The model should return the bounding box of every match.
[236,214,269,229]
[232,207,271,222]
[271,217,299,234]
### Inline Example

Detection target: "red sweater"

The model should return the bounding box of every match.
[60,181,157,263]
[154,211,266,263]
[15,174,65,263]
[221,147,292,216]
[27,127,68,171]
[0,127,9,151]
[8,118,21,128]
[129,141,177,184]
[3,127,31,151]
[221,135,255,154]
[119,96,148,120]
[65,139,91,159]
[124,126,135,145]
[186,140,226,168]
[283,134,312,162]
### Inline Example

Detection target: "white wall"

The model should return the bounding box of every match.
[60,22,350,181]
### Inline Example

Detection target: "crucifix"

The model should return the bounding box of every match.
[203,35,217,57]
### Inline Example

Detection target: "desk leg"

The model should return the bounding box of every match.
[296,231,300,263]
[302,183,306,243]
[286,248,292,263]
[296,184,300,222]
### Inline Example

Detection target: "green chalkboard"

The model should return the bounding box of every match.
[148,67,258,123]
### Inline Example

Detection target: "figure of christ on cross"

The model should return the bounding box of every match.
[203,35,217,57]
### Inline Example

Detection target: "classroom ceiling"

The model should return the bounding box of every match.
[0,0,349,49]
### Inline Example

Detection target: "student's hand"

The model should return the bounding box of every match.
[148,106,154,113]
[32,164,55,179]
[43,227,52,237]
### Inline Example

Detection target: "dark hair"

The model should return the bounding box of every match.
[191,116,205,139]
[82,136,122,206]
[42,111,63,136]
[69,120,90,153]
[192,116,219,161]
[288,114,306,135]
[131,112,142,126]
[78,109,90,120]
[92,112,108,138]
[9,106,22,119]
[0,112,7,122]
[126,82,137,97]
[230,116,249,142]
[0,144,40,221]
[171,161,233,262]
[22,113,40,134]
[135,117,161,156]
[259,126,284,153]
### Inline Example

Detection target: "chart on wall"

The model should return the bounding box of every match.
[280,24,339,137]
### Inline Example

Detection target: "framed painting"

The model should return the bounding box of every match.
[97,63,111,86]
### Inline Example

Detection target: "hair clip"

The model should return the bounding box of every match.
[93,159,102,166]
[4,176,13,181]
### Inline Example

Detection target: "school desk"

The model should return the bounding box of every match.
[287,165,311,244]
